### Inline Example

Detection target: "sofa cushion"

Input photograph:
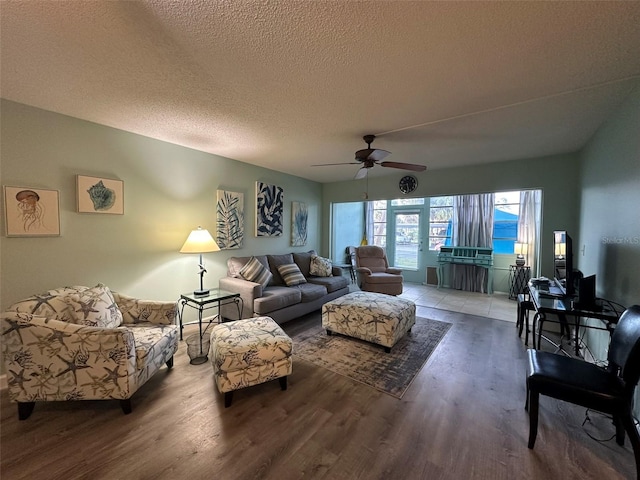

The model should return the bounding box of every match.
[267,253,294,285]
[307,275,349,293]
[240,256,273,288]
[128,323,178,371]
[277,263,307,286]
[310,255,333,277]
[66,283,123,328]
[292,250,317,277]
[254,287,302,315]
[295,283,327,303]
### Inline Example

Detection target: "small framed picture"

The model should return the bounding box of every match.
[76,175,124,214]
[3,186,61,237]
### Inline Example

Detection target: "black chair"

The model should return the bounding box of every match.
[525,305,640,479]
[516,293,534,345]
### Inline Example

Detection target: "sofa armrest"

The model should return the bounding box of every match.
[386,268,402,275]
[356,267,372,276]
[1,312,138,402]
[219,277,262,319]
[112,292,177,325]
[331,266,344,276]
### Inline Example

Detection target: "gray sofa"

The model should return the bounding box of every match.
[219,250,349,324]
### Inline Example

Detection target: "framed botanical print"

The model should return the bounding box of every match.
[255,182,283,237]
[3,186,61,237]
[216,190,244,249]
[291,201,308,246]
[76,175,124,214]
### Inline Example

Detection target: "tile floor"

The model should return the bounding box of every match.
[399,282,518,323]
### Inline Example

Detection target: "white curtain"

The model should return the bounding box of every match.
[452,193,495,293]
[364,201,374,245]
[518,190,542,277]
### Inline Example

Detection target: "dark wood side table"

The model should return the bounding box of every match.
[177,288,243,364]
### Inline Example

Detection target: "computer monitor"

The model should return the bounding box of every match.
[576,274,600,310]
[553,230,574,296]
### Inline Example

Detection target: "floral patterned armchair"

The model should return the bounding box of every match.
[1,284,178,419]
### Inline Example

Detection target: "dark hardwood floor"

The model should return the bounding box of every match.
[1,306,634,479]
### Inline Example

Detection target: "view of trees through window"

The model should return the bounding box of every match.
[360,191,529,261]
[429,196,453,250]
[372,200,387,247]
[427,191,521,252]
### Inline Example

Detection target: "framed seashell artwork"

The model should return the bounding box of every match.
[76,175,124,214]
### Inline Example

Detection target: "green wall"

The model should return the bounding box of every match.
[0,100,323,313]
[580,83,640,361]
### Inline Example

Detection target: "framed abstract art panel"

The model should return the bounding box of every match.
[255,182,283,237]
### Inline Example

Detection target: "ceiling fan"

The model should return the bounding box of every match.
[312,135,427,179]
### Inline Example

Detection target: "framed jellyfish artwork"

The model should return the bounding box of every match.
[3,185,61,237]
[76,175,124,215]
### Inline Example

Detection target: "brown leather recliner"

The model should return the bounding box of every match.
[355,245,403,296]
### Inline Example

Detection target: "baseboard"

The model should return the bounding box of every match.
[0,374,7,390]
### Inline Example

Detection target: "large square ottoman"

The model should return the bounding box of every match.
[210,316,292,407]
[322,291,416,352]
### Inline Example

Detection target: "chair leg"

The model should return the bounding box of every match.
[517,302,523,337]
[279,376,287,391]
[120,399,132,415]
[621,410,640,479]
[18,401,35,420]
[224,391,233,408]
[613,413,625,446]
[527,388,539,449]
[166,356,174,369]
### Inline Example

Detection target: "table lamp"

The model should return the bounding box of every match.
[514,242,528,266]
[180,226,220,296]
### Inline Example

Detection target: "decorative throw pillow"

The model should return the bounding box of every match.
[310,255,333,277]
[277,263,307,286]
[239,256,273,288]
[65,283,123,328]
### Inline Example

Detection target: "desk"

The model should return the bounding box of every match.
[178,289,243,364]
[437,246,494,294]
[528,281,621,356]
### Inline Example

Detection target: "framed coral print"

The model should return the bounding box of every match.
[255,182,283,236]
[291,201,308,246]
[3,185,61,237]
[76,175,124,214]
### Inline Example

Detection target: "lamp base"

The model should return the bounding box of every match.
[193,289,210,297]
[515,257,525,267]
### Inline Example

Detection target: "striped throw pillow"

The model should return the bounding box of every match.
[239,256,273,288]
[277,263,307,286]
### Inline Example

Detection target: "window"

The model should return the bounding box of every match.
[429,196,453,251]
[371,200,387,247]
[493,191,520,254]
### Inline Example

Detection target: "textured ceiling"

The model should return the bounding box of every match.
[1,1,639,183]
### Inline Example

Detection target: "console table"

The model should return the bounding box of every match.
[437,246,494,294]
[528,281,622,356]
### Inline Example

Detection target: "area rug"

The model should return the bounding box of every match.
[292,317,452,399]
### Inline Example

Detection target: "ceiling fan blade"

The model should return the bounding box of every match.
[380,161,426,172]
[311,162,361,167]
[354,167,368,180]
[356,148,390,162]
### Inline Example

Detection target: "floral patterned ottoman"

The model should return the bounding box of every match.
[322,292,416,352]
[210,316,292,407]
